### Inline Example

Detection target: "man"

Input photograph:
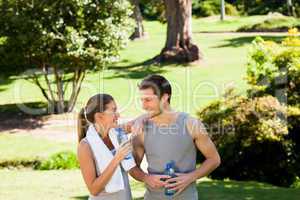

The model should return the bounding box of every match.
[129,75,221,199]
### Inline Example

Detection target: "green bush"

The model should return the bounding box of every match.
[238,16,300,32]
[292,177,300,189]
[247,32,300,181]
[287,106,300,178]
[192,0,220,17]
[246,33,300,105]
[230,0,299,16]
[35,151,79,170]
[140,0,165,21]
[0,151,79,170]
[225,3,239,16]
[0,159,41,169]
[197,90,296,187]
[192,0,239,17]
[197,32,300,187]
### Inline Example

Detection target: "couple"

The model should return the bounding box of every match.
[77,75,221,200]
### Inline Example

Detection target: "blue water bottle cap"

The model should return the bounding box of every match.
[166,160,175,170]
[166,163,172,170]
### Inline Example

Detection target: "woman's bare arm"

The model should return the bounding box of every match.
[77,141,130,196]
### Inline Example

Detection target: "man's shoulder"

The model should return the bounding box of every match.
[183,114,207,138]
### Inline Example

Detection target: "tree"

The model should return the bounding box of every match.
[220,0,226,20]
[287,0,296,17]
[130,0,147,40]
[157,0,202,63]
[0,0,132,113]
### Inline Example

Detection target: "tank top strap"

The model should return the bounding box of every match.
[176,112,189,128]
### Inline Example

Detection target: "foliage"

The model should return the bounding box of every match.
[197,90,296,187]
[139,0,239,20]
[35,151,79,170]
[0,0,133,113]
[225,3,239,16]
[228,0,300,16]
[287,105,300,178]
[140,0,165,21]
[192,0,239,17]
[238,16,300,32]
[246,29,300,105]
[197,30,300,187]
[0,159,41,169]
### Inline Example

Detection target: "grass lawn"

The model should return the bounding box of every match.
[0,15,298,199]
[192,15,271,32]
[1,132,298,199]
[193,15,300,33]
[196,179,300,200]
[1,15,289,118]
[0,133,76,162]
[0,169,299,200]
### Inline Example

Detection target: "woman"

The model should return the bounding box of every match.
[77,93,134,200]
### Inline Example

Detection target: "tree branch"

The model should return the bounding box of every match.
[31,73,50,102]
[43,64,56,103]
[68,69,86,112]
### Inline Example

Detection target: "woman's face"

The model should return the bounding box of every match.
[95,100,120,130]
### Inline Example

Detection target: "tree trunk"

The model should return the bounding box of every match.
[28,62,87,114]
[220,0,225,21]
[53,66,65,113]
[158,0,202,63]
[130,0,146,40]
[243,0,248,14]
[287,0,295,17]
[67,69,86,112]
[43,64,57,113]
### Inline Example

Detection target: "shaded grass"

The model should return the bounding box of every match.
[0,101,47,114]
[0,169,299,200]
[212,35,285,48]
[0,102,47,132]
[197,179,300,200]
[0,75,16,92]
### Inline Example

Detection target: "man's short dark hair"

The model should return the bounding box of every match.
[138,75,172,103]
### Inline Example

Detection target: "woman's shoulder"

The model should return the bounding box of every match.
[78,138,92,156]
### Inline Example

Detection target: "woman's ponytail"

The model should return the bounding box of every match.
[77,108,88,143]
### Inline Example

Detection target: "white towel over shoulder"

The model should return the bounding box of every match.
[86,125,135,193]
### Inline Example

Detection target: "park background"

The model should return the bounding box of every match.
[0,0,300,199]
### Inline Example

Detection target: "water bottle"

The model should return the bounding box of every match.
[164,160,177,197]
[115,127,132,160]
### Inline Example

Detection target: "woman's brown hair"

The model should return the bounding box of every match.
[77,93,114,143]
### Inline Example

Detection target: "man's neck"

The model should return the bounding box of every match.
[150,105,175,121]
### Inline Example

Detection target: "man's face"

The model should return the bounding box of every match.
[139,88,161,114]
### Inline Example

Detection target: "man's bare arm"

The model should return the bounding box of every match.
[119,114,150,134]
[187,117,221,179]
[129,132,148,182]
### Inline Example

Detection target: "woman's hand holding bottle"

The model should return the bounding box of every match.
[115,140,132,162]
